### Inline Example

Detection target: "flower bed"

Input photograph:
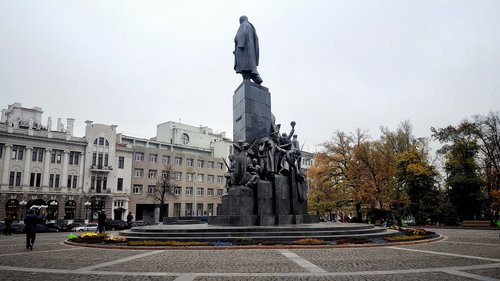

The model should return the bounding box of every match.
[292,238,328,245]
[67,232,128,244]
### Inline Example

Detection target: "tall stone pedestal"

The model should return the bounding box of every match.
[233,81,272,142]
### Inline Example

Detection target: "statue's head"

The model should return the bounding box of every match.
[252,158,258,164]
[293,134,298,139]
[282,133,287,138]
[239,15,248,24]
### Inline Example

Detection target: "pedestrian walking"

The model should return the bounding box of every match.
[126,212,133,228]
[97,211,107,234]
[24,207,45,250]
[4,215,13,236]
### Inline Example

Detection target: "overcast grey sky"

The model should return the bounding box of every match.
[1,1,499,152]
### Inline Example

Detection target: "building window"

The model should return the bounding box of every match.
[217,162,224,170]
[135,152,144,162]
[0,144,3,158]
[114,201,125,208]
[174,203,181,217]
[186,173,194,182]
[67,175,77,189]
[207,188,214,196]
[133,185,143,194]
[217,176,224,184]
[197,160,204,168]
[148,169,157,179]
[12,145,25,160]
[30,173,42,187]
[94,137,109,146]
[32,148,44,162]
[197,203,204,216]
[162,155,170,164]
[135,169,144,178]
[197,187,204,197]
[185,203,193,216]
[68,151,79,165]
[9,171,22,186]
[175,157,182,166]
[207,203,214,216]
[118,156,124,169]
[207,175,214,183]
[92,152,109,167]
[149,154,157,163]
[207,161,214,169]
[181,133,189,145]
[49,174,60,188]
[174,187,181,195]
[148,185,155,194]
[186,158,193,167]
[174,172,182,181]
[197,174,204,183]
[117,178,123,191]
[217,189,223,197]
[91,176,107,191]
[186,187,193,196]
[51,150,63,164]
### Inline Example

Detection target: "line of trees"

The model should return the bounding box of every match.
[307,112,499,225]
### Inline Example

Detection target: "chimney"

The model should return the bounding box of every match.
[66,118,75,136]
[57,118,65,132]
[47,117,52,131]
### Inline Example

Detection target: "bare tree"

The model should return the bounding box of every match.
[149,165,175,223]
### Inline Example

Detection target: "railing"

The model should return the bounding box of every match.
[90,165,113,172]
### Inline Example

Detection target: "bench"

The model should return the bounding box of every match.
[461,220,491,227]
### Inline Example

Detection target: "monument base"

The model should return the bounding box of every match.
[209,215,258,226]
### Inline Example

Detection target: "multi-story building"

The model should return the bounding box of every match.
[0,103,231,223]
[119,121,232,223]
[0,103,87,221]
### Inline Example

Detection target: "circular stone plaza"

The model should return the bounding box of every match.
[0,227,499,281]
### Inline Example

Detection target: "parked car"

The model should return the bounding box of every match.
[105,219,127,230]
[35,224,59,232]
[71,223,98,232]
[131,220,150,227]
[45,223,64,232]
[63,222,84,232]
[12,222,25,233]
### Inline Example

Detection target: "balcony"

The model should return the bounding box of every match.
[89,188,111,194]
[90,165,113,172]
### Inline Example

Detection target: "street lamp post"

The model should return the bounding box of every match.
[19,200,27,221]
[84,201,91,223]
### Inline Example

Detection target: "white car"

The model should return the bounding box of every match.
[71,223,98,232]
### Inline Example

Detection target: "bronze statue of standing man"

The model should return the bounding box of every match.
[234,16,263,85]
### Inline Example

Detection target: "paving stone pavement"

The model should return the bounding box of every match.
[0,227,499,281]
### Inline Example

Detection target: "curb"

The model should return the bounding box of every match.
[63,234,444,251]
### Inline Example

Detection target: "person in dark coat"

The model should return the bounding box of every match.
[24,208,44,250]
[4,215,13,236]
[97,211,107,234]
[126,212,133,228]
